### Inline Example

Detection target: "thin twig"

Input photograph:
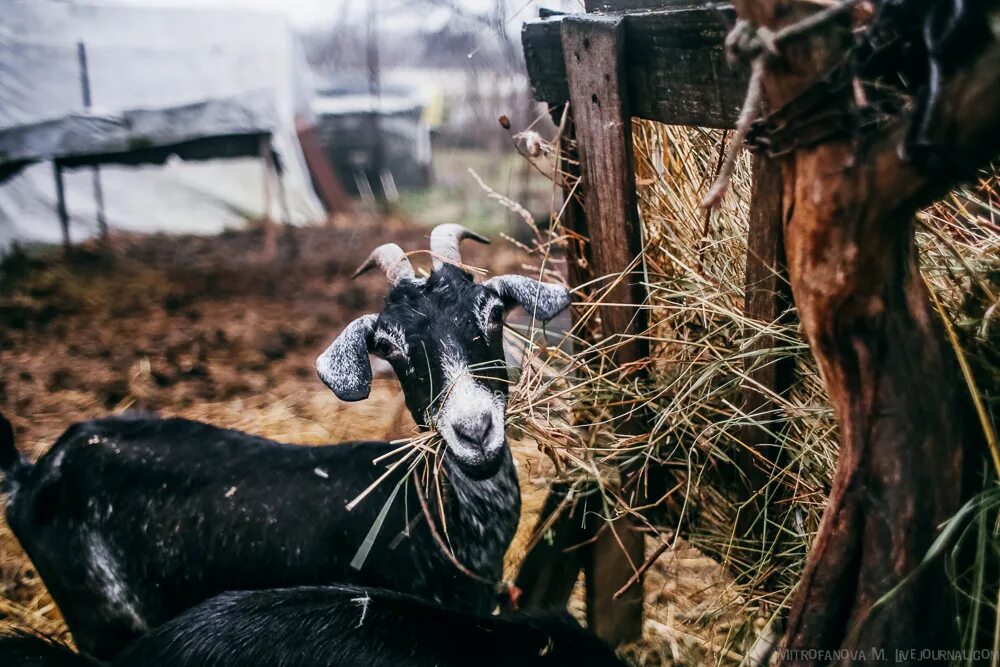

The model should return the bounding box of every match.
[613,539,672,600]
[702,57,764,209]
[698,129,731,264]
[468,167,536,229]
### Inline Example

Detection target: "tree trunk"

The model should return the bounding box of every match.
[729,1,1000,661]
[780,149,970,656]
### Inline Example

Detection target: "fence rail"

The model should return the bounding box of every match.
[522,4,747,129]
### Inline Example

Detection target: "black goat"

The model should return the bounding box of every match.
[0,585,628,667]
[0,224,571,659]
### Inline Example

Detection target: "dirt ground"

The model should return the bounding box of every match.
[0,221,742,666]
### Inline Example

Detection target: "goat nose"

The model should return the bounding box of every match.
[452,413,493,446]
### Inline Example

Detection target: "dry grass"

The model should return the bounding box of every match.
[505,117,1000,665]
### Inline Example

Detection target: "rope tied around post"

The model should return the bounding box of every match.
[702,0,862,210]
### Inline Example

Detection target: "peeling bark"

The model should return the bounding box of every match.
[781,149,970,655]
[731,1,1000,662]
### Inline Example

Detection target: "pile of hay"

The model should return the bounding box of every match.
[506,118,1000,663]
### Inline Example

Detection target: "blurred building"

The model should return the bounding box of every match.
[311,83,432,198]
[0,0,326,249]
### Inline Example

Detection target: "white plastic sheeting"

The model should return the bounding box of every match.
[0,0,325,249]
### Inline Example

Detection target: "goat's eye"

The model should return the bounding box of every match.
[478,296,506,334]
[487,304,504,328]
[374,336,405,361]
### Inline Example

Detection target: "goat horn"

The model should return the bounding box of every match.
[352,243,416,285]
[430,224,490,270]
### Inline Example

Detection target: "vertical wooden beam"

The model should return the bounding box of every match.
[562,14,645,645]
[259,135,277,259]
[563,16,647,336]
[53,161,70,254]
[735,155,793,559]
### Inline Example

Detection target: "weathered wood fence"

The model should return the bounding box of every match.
[516,0,791,644]
[517,0,1000,659]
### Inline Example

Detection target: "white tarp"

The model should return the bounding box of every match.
[0,0,325,249]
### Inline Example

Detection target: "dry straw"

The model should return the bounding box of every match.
[505,118,1000,664]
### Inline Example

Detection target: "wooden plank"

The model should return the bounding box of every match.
[523,5,746,129]
[734,155,794,568]
[52,161,70,253]
[585,0,706,12]
[562,13,645,645]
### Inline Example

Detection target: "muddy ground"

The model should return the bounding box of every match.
[0,221,739,666]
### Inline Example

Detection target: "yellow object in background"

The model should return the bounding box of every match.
[423,89,446,129]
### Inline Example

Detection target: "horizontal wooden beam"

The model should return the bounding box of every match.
[584,0,708,11]
[522,5,747,129]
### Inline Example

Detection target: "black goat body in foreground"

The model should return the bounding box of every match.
[0,585,629,667]
[0,225,571,659]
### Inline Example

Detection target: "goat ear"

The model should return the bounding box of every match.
[316,314,378,402]
[484,276,571,321]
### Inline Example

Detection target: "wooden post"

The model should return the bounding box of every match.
[515,16,649,644]
[259,135,277,259]
[78,41,108,243]
[53,161,70,254]
[562,14,646,645]
[274,158,300,260]
[276,171,292,228]
[734,155,793,570]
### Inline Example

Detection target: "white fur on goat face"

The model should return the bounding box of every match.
[433,345,506,474]
[316,263,572,478]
